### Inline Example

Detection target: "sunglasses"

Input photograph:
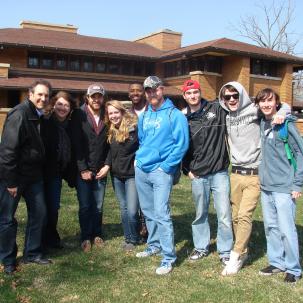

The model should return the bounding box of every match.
[223,93,239,101]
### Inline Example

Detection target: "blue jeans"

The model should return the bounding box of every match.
[135,167,176,264]
[191,169,233,258]
[0,180,46,265]
[44,177,62,246]
[76,175,107,241]
[261,190,301,277]
[112,177,140,243]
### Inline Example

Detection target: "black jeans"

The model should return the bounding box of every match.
[0,180,46,265]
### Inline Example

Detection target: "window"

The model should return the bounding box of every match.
[70,56,81,71]
[96,58,107,73]
[41,53,54,69]
[56,55,67,70]
[108,59,120,74]
[28,52,40,68]
[83,57,94,72]
[250,59,278,77]
[134,61,144,76]
[145,62,155,75]
[121,60,132,75]
[164,56,222,77]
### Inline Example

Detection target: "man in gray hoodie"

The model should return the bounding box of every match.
[219,81,289,275]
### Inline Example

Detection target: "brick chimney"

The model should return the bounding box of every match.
[134,29,182,51]
[20,20,78,34]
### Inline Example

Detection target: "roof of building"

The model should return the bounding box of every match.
[0,76,181,96]
[0,28,163,59]
[0,27,302,64]
[161,37,303,64]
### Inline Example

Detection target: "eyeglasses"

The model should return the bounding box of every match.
[223,93,239,101]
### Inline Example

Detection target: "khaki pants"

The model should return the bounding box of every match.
[230,173,260,255]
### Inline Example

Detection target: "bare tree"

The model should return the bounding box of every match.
[233,0,301,55]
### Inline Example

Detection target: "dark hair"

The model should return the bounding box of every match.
[45,91,76,117]
[29,79,52,94]
[220,85,238,99]
[255,88,281,108]
[128,82,144,90]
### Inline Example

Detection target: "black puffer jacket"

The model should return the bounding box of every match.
[106,127,138,179]
[182,99,229,177]
[71,106,109,174]
[0,99,45,187]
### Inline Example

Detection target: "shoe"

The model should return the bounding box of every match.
[189,249,208,261]
[23,257,52,265]
[155,262,173,275]
[284,273,302,283]
[136,247,161,258]
[4,264,16,275]
[123,242,135,252]
[93,237,104,248]
[220,257,230,266]
[221,251,243,276]
[81,240,92,252]
[259,265,284,276]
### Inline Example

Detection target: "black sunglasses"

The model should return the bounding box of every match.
[223,93,239,101]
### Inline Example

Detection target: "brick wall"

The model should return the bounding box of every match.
[278,63,293,106]
[190,71,223,101]
[135,30,182,51]
[222,56,250,92]
[0,48,27,68]
[249,77,281,98]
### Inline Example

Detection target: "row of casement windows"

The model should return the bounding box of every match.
[163,57,279,77]
[28,52,155,76]
[28,52,279,78]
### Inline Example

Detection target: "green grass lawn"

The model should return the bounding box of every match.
[1,176,303,303]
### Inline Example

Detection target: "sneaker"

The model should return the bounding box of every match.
[284,273,302,283]
[136,247,160,258]
[221,251,243,276]
[155,262,173,275]
[259,265,284,276]
[81,240,91,252]
[93,237,104,248]
[220,257,230,266]
[189,249,208,261]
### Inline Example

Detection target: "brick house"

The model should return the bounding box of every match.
[1,20,303,132]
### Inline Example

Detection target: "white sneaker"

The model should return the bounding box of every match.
[155,262,173,275]
[221,250,244,276]
[136,247,160,258]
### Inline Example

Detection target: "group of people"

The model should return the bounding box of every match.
[0,75,302,283]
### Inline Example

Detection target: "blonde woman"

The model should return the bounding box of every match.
[105,101,141,250]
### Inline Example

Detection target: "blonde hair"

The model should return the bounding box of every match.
[105,100,137,143]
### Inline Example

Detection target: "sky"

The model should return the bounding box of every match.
[1,0,303,55]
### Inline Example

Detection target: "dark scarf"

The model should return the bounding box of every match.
[54,118,71,172]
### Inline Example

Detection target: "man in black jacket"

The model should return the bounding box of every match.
[0,79,52,274]
[182,80,233,265]
[71,83,109,252]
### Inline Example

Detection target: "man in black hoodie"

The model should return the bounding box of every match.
[0,79,52,274]
[182,79,233,265]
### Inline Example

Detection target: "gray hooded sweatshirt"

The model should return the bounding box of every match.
[219,81,290,169]
[219,81,261,169]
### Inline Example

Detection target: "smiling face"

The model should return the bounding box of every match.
[223,88,240,112]
[258,92,278,119]
[53,97,71,121]
[129,84,144,105]
[29,84,50,110]
[107,105,123,127]
[87,93,104,114]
